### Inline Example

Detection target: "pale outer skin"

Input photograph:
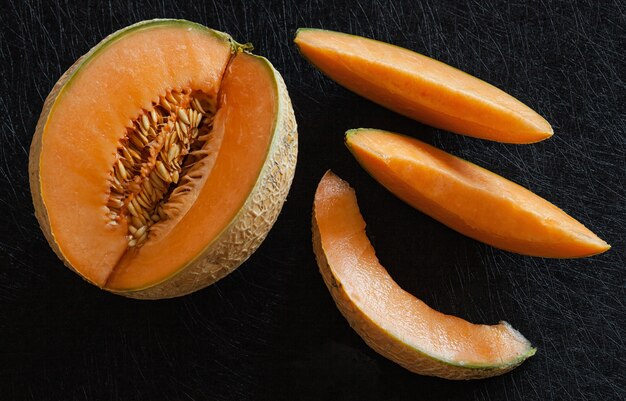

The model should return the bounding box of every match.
[311,198,529,380]
[29,21,298,299]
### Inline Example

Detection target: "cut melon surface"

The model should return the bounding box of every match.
[29,20,297,298]
[295,28,552,143]
[312,171,536,379]
[346,129,609,258]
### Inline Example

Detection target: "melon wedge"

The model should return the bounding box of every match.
[312,171,535,379]
[29,20,297,298]
[295,28,552,144]
[346,129,609,258]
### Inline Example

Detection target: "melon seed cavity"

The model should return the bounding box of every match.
[105,90,216,247]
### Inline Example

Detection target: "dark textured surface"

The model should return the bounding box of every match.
[1,0,624,400]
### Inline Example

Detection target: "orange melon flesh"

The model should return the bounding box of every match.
[105,53,278,290]
[295,29,552,144]
[346,129,610,258]
[38,22,233,286]
[313,171,535,377]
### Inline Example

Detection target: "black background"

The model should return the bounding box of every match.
[1,1,624,400]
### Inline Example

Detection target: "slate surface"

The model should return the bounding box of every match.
[0,1,624,400]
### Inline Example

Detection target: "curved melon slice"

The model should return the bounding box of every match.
[295,28,552,144]
[346,129,609,258]
[29,20,297,298]
[312,171,535,379]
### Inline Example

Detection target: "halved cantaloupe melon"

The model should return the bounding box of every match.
[312,171,535,379]
[29,20,297,299]
[346,129,609,258]
[295,28,552,144]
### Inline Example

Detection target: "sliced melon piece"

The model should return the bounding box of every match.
[29,20,297,298]
[295,28,552,144]
[312,171,535,379]
[346,129,609,258]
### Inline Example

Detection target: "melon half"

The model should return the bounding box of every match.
[29,20,297,299]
